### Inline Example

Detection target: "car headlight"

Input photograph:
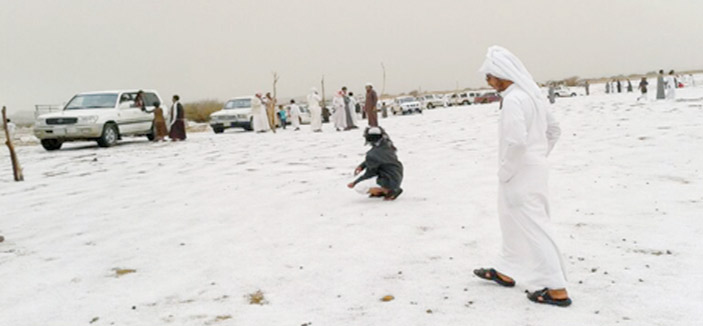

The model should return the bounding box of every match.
[78,116,98,124]
[35,119,45,126]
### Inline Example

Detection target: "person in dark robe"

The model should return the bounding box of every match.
[584,80,590,96]
[134,90,146,110]
[347,126,403,200]
[364,83,379,127]
[605,82,610,94]
[638,77,649,101]
[169,95,186,141]
[656,70,666,100]
[627,79,633,92]
[152,101,168,141]
[616,80,622,93]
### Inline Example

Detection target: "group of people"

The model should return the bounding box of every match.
[249,83,381,133]
[637,70,682,102]
[605,79,634,94]
[133,91,186,142]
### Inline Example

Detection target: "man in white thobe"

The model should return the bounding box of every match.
[332,90,348,131]
[289,99,301,131]
[307,88,323,132]
[473,46,571,307]
[665,70,677,101]
[251,93,270,133]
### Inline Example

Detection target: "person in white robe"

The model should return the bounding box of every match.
[289,99,301,131]
[307,88,323,132]
[474,46,571,307]
[347,92,360,128]
[251,93,270,133]
[332,90,348,131]
[665,70,677,101]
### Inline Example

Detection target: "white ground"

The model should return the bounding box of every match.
[1,83,702,326]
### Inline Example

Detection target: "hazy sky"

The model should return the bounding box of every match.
[1,0,702,116]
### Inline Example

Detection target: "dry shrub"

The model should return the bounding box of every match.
[247,290,268,305]
[184,100,224,123]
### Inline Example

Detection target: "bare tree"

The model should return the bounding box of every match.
[2,106,24,181]
[321,75,329,122]
[272,72,280,99]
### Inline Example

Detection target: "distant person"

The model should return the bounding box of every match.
[307,88,323,132]
[251,93,270,133]
[690,74,695,87]
[151,102,168,141]
[348,92,360,127]
[134,90,146,110]
[476,46,569,307]
[616,80,622,93]
[289,99,301,131]
[605,82,610,94]
[168,95,186,141]
[364,83,379,127]
[278,105,287,130]
[343,87,357,130]
[547,83,556,104]
[347,126,403,200]
[584,80,590,96]
[627,79,633,92]
[264,92,277,133]
[638,77,649,101]
[332,89,348,131]
[4,118,16,139]
[665,70,677,100]
[656,70,666,100]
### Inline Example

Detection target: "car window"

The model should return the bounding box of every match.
[65,94,119,110]
[144,93,160,106]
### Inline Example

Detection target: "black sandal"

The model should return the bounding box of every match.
[472,268,515,287]
[527,288,572,307]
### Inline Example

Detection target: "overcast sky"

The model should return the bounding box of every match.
[1,0,702,116]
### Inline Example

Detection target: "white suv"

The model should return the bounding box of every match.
[209,96,255,133]
[392,96,423,115]
[420,94,445,109]
[33,90,165,151]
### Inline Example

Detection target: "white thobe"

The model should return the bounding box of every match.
[495,84,567,290]
[307,93,323,131]
[332,95,347,130]
[665,76,676,100]
[251,97,270,132]
[290,104,301,129]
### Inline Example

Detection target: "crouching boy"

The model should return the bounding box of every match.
[347,127,404,200]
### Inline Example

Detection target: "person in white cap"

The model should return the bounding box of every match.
[347,126,403,200]
[473,46,570,307]
[364,82,379,127]
[307,88,323,132]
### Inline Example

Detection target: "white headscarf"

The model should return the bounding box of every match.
[479,46,545,106]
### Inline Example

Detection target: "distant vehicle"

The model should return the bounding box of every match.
[285,104,311,125]
[209,96,255,133]
[553,86,577,97]
[33,89,164,151]
[419,94,445,109]
[392,96,423,115]
[474,92,501,104]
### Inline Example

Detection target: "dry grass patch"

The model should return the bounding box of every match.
[184,100,224,123]
[113,268,136,277]
[247,290,268,305]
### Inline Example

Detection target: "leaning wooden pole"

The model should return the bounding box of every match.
[2,106,24,181]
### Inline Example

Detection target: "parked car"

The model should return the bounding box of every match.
[453,91,483,106]
[209,96,255,133]
[285,104,311,125]
[392,96,423,115]
[420,94,445,109]
[33,89,164,151]
[474,92,501,104]
[553,86,577,97]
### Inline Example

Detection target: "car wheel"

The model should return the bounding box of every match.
[146,124,155,141]
[427,103,434,109]
[97,123,119,147]
[244,118,254,131]
[213,127,224,134]
[571,93,576,97]
[40,139,63,151]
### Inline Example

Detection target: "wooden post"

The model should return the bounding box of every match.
[381,62,386,97]
[321,75,329,122]
[2,106,24,181]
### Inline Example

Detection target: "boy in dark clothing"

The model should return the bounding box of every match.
[347,127,404,200]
